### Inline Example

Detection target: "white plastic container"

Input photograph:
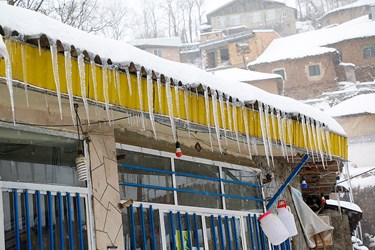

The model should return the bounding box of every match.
[259,211,290,245]
[277,200,298,237]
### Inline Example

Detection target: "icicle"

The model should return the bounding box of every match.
[1,37,15,124]
[20,44,29,107]
[310,118,319,161]
[218,92,228,145]
[90,60,99,116]
[64,50,76,126]
[281,111,289,161]
[136,70,146,130]
[102,60,112,125]
[270,108,278,146]
[316,121,325,167]
[125,66,132,96]
[226,94,233,135]
[44,91,49,109]
[251,137,258,156]
[306,116,315,162]
[157,77,163,112]
[301,115,309,155]
[242,106,252,160]
[49,40,63,120]
[287,117,294,162]
[277,110,286,158]
[264,104,274,167]
[232,103,241,153]
[77,53,90,125]
[147,73,157,139]
[174,83,181,118]
[211,90,222,153]
[325,130,332,160]
[166,78,177,142]
[204,87,213,151]
[115,70,122,105]
[258,102,270,166]
[183,89,191,138]
[38,38,42,56]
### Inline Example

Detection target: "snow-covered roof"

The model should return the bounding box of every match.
[338,164,375,189]
[326,199,362,213]
[0,3,345,135]
[127,37,182,47]
[319,0,375,20]
[325,94,375,117]
[248,15,375,66]
[213,68,282,82]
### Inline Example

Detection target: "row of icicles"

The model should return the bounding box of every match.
[2,37,333,167]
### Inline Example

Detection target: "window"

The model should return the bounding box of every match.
[250,11,261,22]
[153,49,162,57]
[282,10,287,18]
[266,9,276,21]
[273,69,285,80]
[309,65,321,76]
[216,16,225,27]
[230,15,241,26]
[220,47,230,62]
[363,45,375,59]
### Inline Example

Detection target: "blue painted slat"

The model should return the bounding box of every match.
[129,204,136,250]
[67,193,74,250]
[47,191,55,250]
[274,245,279,250]
[225,216,232,250]
[120,164,262,188]
[218,216,225,250]
[253,215,261,250]
[57,192,64,250]
[211,215,218,250]
[76,193,84,250]
[13,189,20,250]
[280,241,286,250]
[177,212,184,250]
[139,204,147,250]
[248,214,255,250]
[193,213,200,250]
[169,212,176,250]
[149,206,156,250]
[232,217,239,250]
[285,239,291,250]
[120,182,264,202]
[185,213,192,250]
[24,190,32,250]
[260,228,267,250]
[36,191,43,250]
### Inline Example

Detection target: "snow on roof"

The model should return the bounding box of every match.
[338,164,375,189]
[325,94,375,117]
[326,199,362,213]
[248,15,375,66]
[0,3,345,135]
[319,0,375,20]
[212,68,282,82]
[127,37,182,47]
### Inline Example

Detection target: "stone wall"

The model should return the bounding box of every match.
[353,187,375,237]
[355,64,375,82]
[323,209,353,250]
[88,125,124,250]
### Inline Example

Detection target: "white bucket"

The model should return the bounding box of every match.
[259,211,290,245]
[277,200,298,237]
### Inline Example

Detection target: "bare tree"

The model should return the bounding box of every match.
[8,0,45,11]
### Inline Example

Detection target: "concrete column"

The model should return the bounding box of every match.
[88,124,124,250]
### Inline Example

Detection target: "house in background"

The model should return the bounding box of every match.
[317,0,375,28]
[127,36,182,62]
[206,0,298,37]
[213,67,284,95]
[248,15,375,100]
[200,30,279,70]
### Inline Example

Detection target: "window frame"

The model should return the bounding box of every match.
[363,45,375,59]
[309,64,321,77]
[153,49,163,57]
[250,11,261,22]
[273,68,286,80]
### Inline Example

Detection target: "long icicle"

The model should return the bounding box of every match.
[166,78,177,142]
[157,77,163,113]
[264,104,275,167]
[147,72,157,139]
[301,115,309,155]
[204,87,213,151]
[316,121,325,168]
[125,66,132,96]
[115,69,122,105]
[287,116,294,162]
[306,116,315,162]
[90,60,99,116]
[218,92,228,145]
[281,111,289,161]
[277,109,286,158]
[226,94,233,134]
[2,38,15,124]
[102,60,112,125]
[77,53,90,125]
[50,40,63,120]
[64,50,76,126]
[183,89,191,138]
[212,90,222,153]
[20,44,29,107]
[136,70,145,130]
[242,106,253,160]
[258,102,270,166]
[174,82,181,118]
[232,103,241,153]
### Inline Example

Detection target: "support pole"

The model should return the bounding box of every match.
[266,154,310,210]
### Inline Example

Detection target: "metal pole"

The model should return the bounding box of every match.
[266,154,310,211]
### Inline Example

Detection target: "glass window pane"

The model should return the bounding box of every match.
[174,159,222,209]
[117,150,174,203]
